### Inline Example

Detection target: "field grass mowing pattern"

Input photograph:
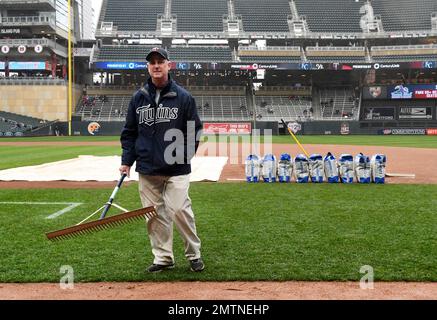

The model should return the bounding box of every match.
[0,183,436,282]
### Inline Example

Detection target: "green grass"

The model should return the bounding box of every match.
[272,135,437,148]
[202,135,437,148]
[1,135,436,148]
[0,135,435,170]
[0,146,120,170]
[0,183,436,282]
[0,136,120,142]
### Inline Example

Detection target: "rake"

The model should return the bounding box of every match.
[281,118,310,157]
[45,174,157,241]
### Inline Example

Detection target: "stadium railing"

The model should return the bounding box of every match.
[305,46,366,57]
[0,14,56,28]
[371,44,437,56]
[94,25,437,40]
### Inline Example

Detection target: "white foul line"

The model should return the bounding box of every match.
[46,203,83,219]
[0,202,83,219]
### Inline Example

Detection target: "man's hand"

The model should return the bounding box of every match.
[119,165,131,178]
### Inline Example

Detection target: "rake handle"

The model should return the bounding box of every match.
[99,174,127,219]
[281,118,310,158]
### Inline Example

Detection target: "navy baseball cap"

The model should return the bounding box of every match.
[146,47,169,61]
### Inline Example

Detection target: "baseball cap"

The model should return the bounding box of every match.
[146,47,169,61]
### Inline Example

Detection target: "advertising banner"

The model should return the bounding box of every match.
[391,128,426,135]
[363,84,437,100]
[8,61,47,70]
[362,86,388,100]
[203,122,251,135]
[94,61,147,70]
[381,128,427,135]
[413,88,437,99]
[90,60,437,71]
[426,128,437,135]
[399,107,432,119]
[363,107,395,120]
[340,122,350,135]
[388,84,437,100]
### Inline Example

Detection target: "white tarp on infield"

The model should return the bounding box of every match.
[0,155,228,182]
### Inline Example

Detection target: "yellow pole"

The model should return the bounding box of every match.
[67,0,73,136]
[281,119,310,158]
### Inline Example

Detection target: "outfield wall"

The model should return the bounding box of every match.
[40,120,437,137]
[68,121,279,136]
[0,85,81,121]
[296,121,437,135]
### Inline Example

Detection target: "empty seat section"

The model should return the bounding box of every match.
[195,95,249,121]
[75,95,131,121]
[101,0,164,31]
[254,95,312,121]
[371,0,437,31]
[94,46,154,61]
[319,87,357,120]
[169,46,233,62]
[0,111,43,133]
[172,0,228,32]
[234,0,291,32]
[294,0,362,32]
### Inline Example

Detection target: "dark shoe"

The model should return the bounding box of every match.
[190,258,205,272]
[147,263,174,273]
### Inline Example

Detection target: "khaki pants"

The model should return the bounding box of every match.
[138,174,201,265]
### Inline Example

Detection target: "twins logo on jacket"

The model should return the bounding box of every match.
[137,104,179,126]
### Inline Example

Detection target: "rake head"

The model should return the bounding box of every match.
[46,206,157,241]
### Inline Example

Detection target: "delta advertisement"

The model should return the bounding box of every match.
[203,122,251,135]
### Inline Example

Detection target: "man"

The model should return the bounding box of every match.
[119,48,204,273]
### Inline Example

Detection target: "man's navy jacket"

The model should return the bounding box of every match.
[121,77,203,176]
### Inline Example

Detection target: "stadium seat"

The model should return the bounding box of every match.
[101,0,164,31]
[371,0,437,31]
[173,0,228,32]
[294,0,362,32]
[234,0,291,32]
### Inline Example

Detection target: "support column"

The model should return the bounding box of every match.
[62,65,67,79]
[5,57,9,77]
[51,53,57,78]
